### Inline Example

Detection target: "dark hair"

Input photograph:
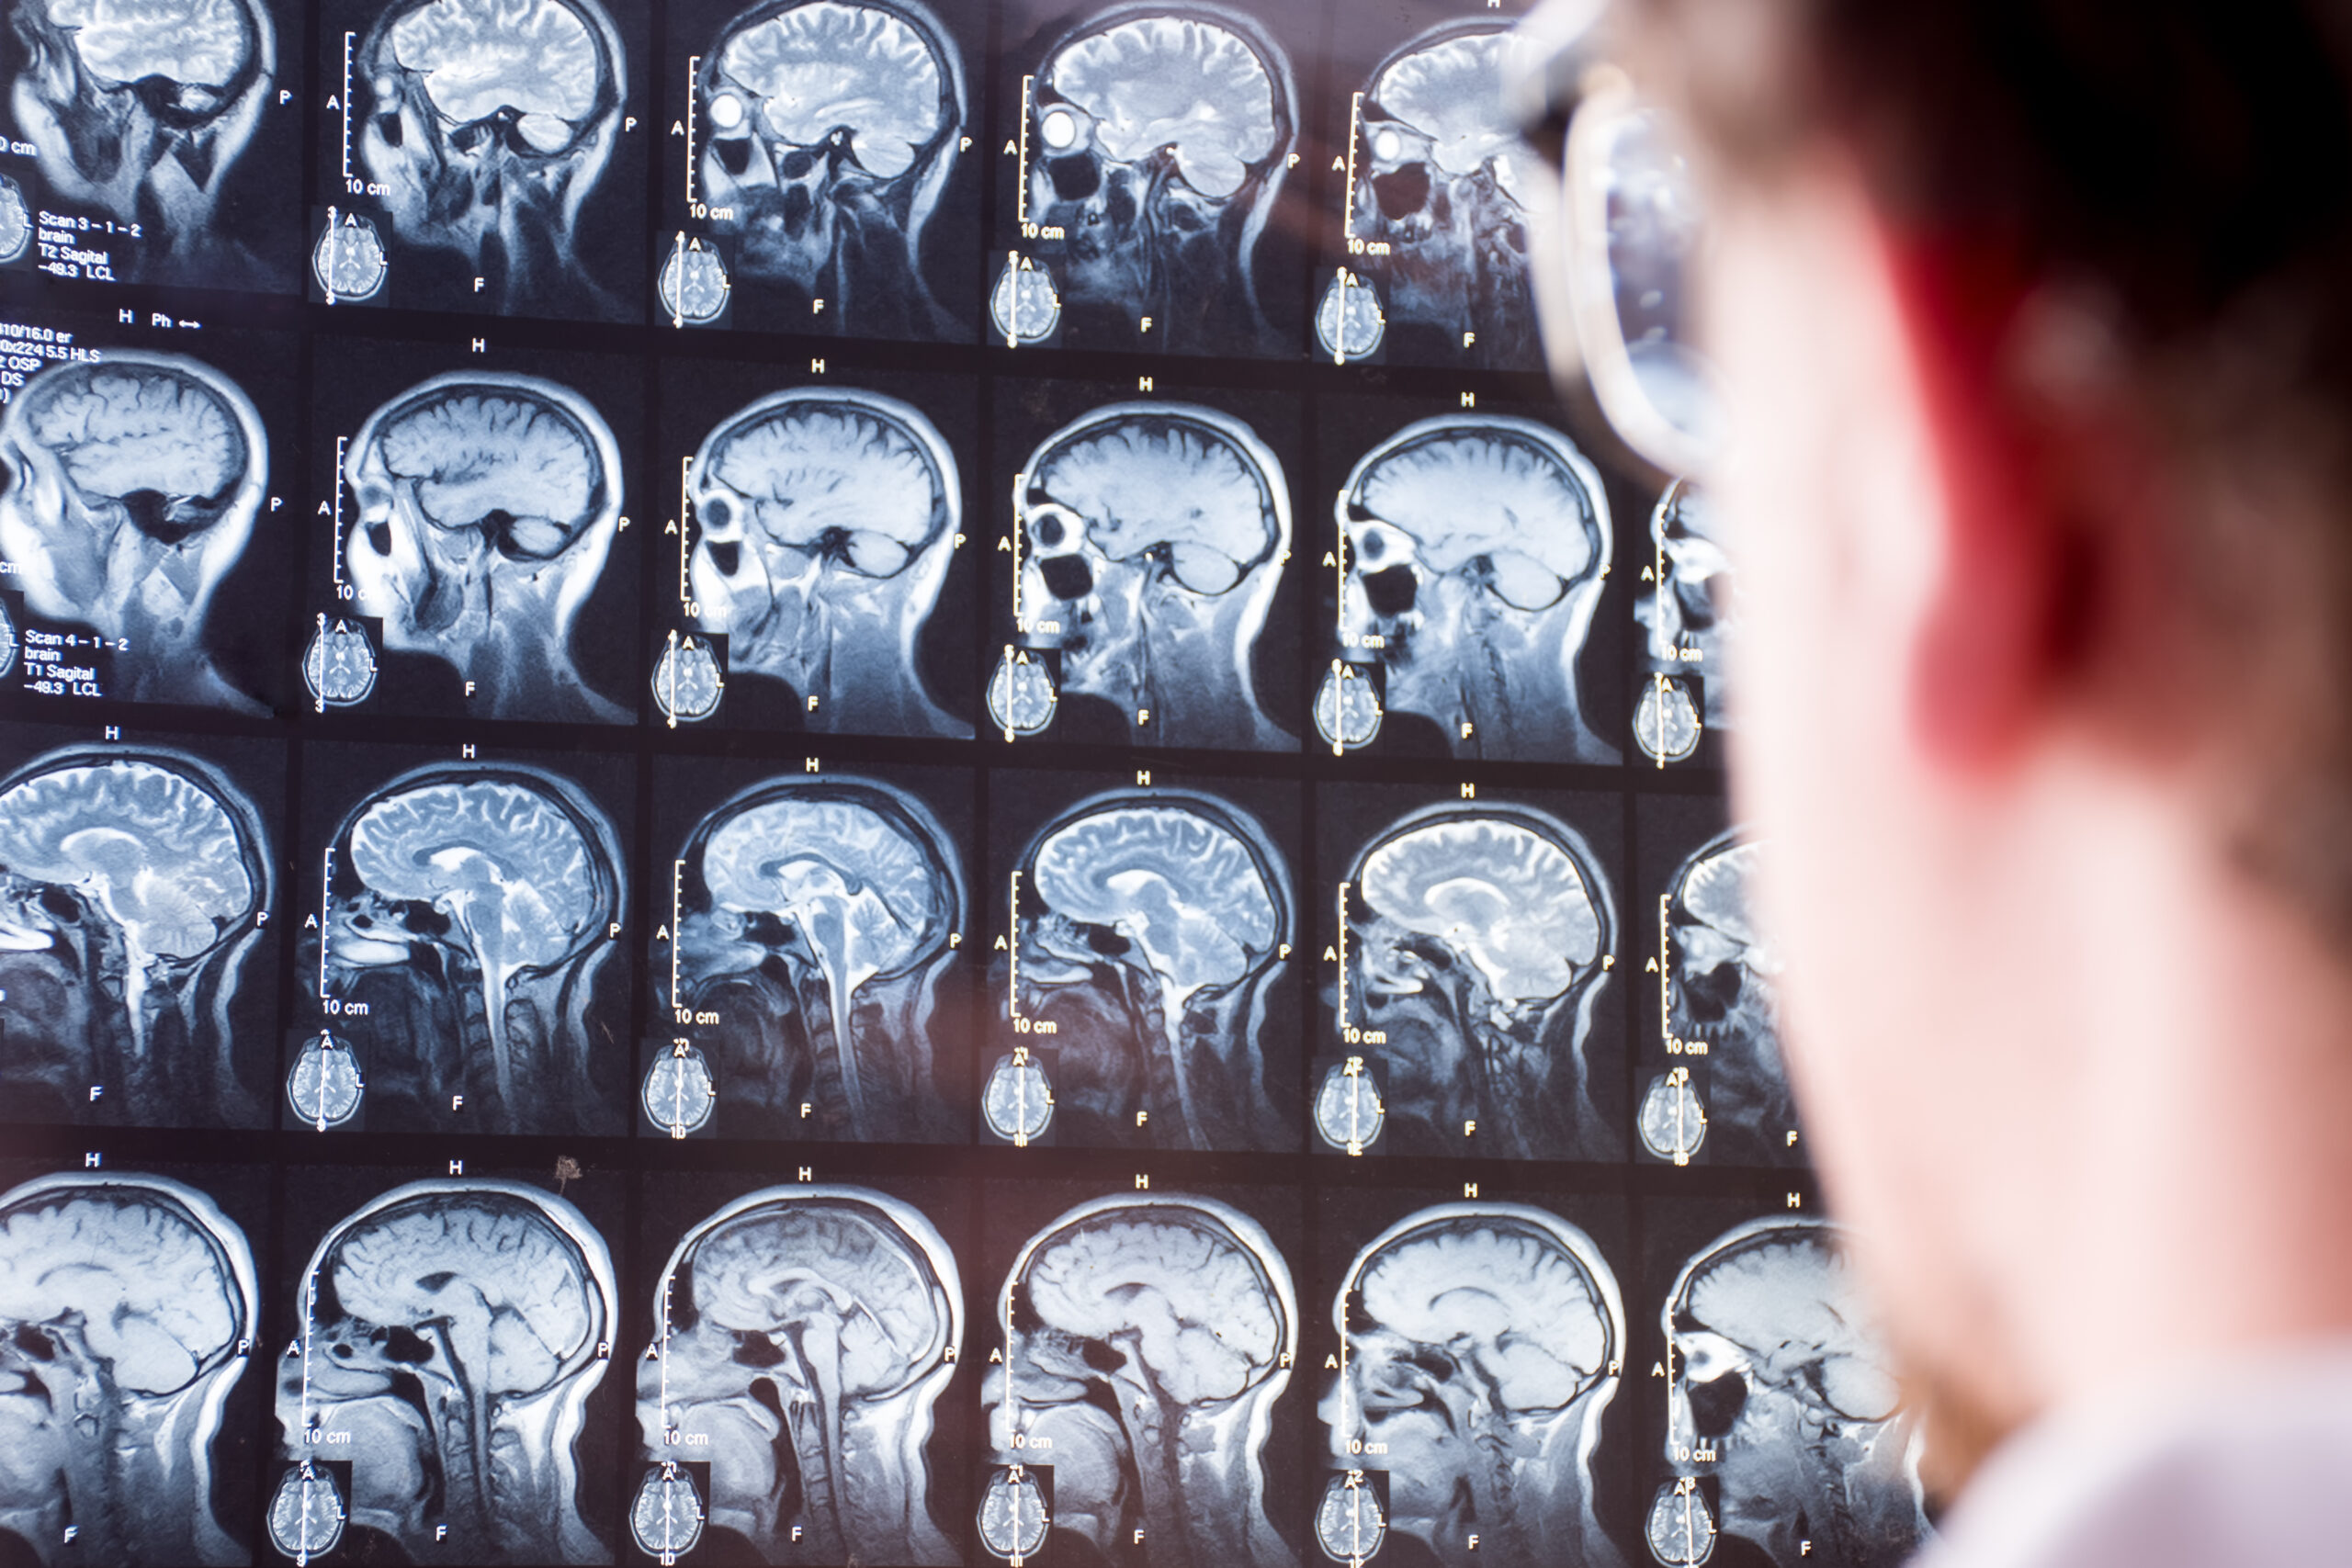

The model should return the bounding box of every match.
[1657,0,2352,934]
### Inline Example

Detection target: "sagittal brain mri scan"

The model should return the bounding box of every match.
[1326,23,1543,369]
[664,778,962,1142]
[689,389,969,737]
[696,0,966,338]
[1341,804,1616,1158]
[1323,415,1615,761]
[636,1187,962,1563]
[0,353,270,712]
[1651,1220,1928,1568]
[1000,789,1291,1150]
[353,0,630,319]
[983,1194,1296,1568]
[314,763,622,1134]
[1639,833,1794,1168]
[271,1180,616,1565]
[0,748,268,1127]
[6,0,278,286]
[997,4,1295,355]
[0,1173,257,1568]
[1322,1204,1624,1568]
[345,371,628,722]
[1633,481,1730,764]
[995,402,1294,750]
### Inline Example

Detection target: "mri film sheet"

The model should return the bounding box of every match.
[0,726,283,1129]
[0,311,299,716]
[988,378,1303,750]
[987,0,1317,357]
[1311,1,1546,370]
[1638,1201,1930,1568]
[1312,1186,1634,1568]
[0,0,302,292]
[659,0,983,340]
[978,1180,1306,1568]
[303,338,643,724]
[311,0,648,321]
[986,769,1302,1152]
[293,740,635,1135]
[1319,782,1627,1162]
[0,1159,267,1566]
[1312,394,1624,763]
[654,358,978,737]
[1634,795,1799,1168]
[268,1168,623,1565]
[645,753,975,1144]
[631,1173,973,1563]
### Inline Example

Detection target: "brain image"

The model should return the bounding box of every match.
[378,389,602,558]
[1346,807,1615,1160]
[992,1196,1295,1567]
[1666,1221,1926,1568]
[288,1182,614,1563]
[675,780,959,1141]
[324,766,620,1134]
[1014,795,1289,1150]
[0,1174,254,1567]
[17,362,252,544]
[0,756,257,960]
[718,3,944,176]
[1331,1206,1623,1568]
[1049,16,1277,197]
[1354,423,1598,583]
[0,750,266,1127]
[706,400,948,559]
[1666,834,1793,1167]
[43,0,253,93]
[389,0,603,130]
[1035,415,1277,572]
[643,1188,960,1562]
[1360,818,1600,1002]
[1372,33,1528,187]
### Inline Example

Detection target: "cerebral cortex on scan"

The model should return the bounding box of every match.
[1027,1213,1277,1404]
[1360,1222,1606,1409]
[1035,807,1277,984]
[1374,36,1519,176]
[0,1189,237,1395]
[349,780,600,966]
[329,1197,594,1393]
[712,408,944,549]
[1037,423,1272,565]
[1688,1236,1899,1421]
[688,1204,944,1393]
[379,392,596,550]
[0,761,254,957]
[720,4,944,176]
[44,0,250,90]
[702,797,943,966]
[1358,431,1593,580]
[390,0,601,125]
[1361,819,1598,1001]
[1051,18,1275,191]
[26,368,243,509]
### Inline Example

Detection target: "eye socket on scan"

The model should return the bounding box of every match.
[1027,502,1083,552]
[1481,549,1568,610]
[709,92,749,133]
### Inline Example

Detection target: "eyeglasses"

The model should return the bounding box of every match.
[1509,2,1724,479]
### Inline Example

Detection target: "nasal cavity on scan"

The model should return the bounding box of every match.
[1374,164,1432,221]
[1362,565,1417,616]
[707,541,741,576]
[1047,153,1099,201]
[1040,554,1093,601]
[717,138,752,176]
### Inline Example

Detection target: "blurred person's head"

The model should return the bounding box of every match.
[1611,0,2352,1492]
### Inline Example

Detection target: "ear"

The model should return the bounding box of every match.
[1878,229,2076,772]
